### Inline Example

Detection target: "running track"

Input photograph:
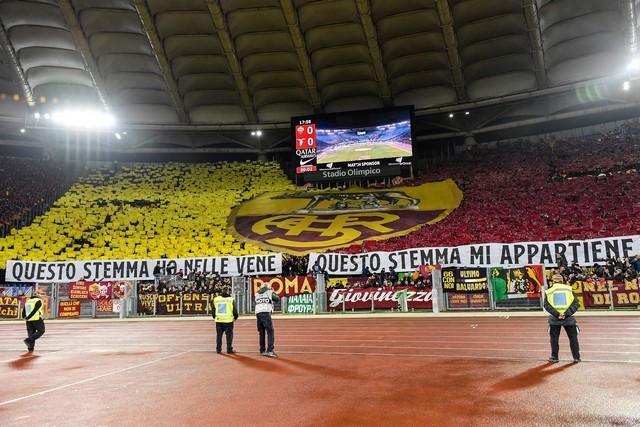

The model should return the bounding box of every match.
[1,316,639,426]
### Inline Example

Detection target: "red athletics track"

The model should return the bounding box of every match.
[1,316,640,427]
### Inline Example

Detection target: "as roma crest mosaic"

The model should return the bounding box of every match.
[229,179,463,255]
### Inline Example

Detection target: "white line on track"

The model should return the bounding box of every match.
[0,351,189,407]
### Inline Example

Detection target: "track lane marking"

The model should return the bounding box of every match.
[0,351,189,407]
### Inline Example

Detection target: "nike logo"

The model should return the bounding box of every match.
[395,157,403,163]
[327,163,333,168]
[300,157,315,166]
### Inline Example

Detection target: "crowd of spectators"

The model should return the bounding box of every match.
[1,124,640,279]
[282,255,308,276]
[0,161,294,270]
[342,124,640,254]
[329,270,432,290]
[0,157,76,236]
[138,270,233,295]
[557,255,640,285]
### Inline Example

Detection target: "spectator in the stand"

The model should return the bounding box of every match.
[544,274,581,363]
[166,263,176,275]
[153,262,163,278]
[633,255,640,274]
[311,261,321,276]
[363,265,371,277]
[380,268,388,283]
[389,267,398,285]
[555,252,568,272]
[176,269,184,279]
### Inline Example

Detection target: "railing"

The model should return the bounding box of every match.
[1,269,638,321]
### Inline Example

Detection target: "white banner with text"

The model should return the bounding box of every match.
[6,254,282,283]
[308,235,640,275]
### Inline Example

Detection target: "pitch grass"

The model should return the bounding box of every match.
[318,143,412,163]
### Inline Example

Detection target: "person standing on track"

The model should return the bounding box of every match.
[212,286,238,354]
[255,282,280,358]
[22,289,45,352]
[543,274,581,363]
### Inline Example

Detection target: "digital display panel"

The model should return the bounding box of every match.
[292,107,414,182]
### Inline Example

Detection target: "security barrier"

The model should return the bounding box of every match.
[1,268,639,319]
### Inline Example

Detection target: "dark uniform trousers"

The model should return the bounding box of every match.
[257,312,275,353]
[216,323,234,352]
[549,324,580,360]
[26,319,45,346]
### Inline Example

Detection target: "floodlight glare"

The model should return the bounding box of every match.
[34,112,41,119]
[465,111,470,115]
[251,131,256,136]
[448,113,454,118]
[50,109,115,129]
[19,128,25,133]
[114,132,122,140]
[623,81,631,91]
[628,58,640,72]
[44,113,50,120]
[256,130,263,136]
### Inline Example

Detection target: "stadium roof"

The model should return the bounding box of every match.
[0,0,639,153]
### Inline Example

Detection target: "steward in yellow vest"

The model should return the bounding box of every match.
[212,286,238,354]
[21,291,46,353]
[543,274,581,363]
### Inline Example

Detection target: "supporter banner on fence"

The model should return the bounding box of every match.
[0,285,33,297]
[97,299,113,313]
[327,286,432,310]
[441,268,488,293]
[309,235,640,274]
[490,266,544,300]
[447,293,491,309]
[181,293,211,315]
[251,276,316,298]
[230,179,463,255]
[58,300,80,318]
[154,293,212,315]
[69,281,113,300]
[0,296,20,318]
[138,294,155,315]
[581,279,640,308]
[5,253,282,283]
[286,294,314,314]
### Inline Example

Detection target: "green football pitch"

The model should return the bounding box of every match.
[318,143,412,163]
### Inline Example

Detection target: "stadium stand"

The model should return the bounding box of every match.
[354,126,640,253]
[0,157,77,237]
[0,161,293,270]
[0,126,639,273]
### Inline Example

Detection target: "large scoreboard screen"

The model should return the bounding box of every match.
[292,107,414,182]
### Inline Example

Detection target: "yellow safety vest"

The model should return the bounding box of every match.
[213,296,235,323]
[24,297,43,321]
[544,283,575,315]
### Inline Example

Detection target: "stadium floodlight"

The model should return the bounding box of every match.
[44,113,50,120]
[623,81,631,91]
[256,130,262,136]
[628,58,640,72]
[251,131,256,136]
[50,109,115,129]
[19,128,25,133]
[448,113,454,118]
[465,111,470,116]
[34,112,41,119]
[114,132,122,140]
